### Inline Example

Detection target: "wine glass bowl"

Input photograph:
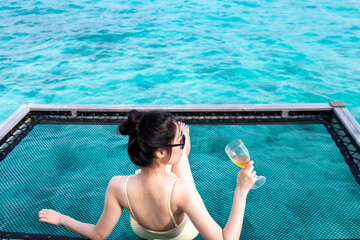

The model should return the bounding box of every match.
[225,139,251,168]
[225,139,266,189]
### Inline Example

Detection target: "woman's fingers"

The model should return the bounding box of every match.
[38,210,46,222]
[38,209,48,220]
[178,121,189,129]
[244,161,254,172]
[245,162,257,181]
[38,209,49,216]
[37,209,62,225]
[236,161,258,194]
[251,171,257,181]
[180,123,190,133]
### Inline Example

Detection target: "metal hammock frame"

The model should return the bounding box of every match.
[1,101,360,240]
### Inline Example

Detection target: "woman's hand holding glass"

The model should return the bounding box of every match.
[236,161,257,194]
[225,139,266,189]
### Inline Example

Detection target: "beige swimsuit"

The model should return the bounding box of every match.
[124,175,199,240]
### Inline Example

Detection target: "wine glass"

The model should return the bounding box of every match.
[225,139,266,189]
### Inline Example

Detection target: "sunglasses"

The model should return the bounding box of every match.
[166,131,186,150]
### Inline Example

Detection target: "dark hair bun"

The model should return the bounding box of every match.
[118,110,177,167]
[119,110,143,136]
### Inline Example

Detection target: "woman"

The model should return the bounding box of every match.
[38,110,256,240]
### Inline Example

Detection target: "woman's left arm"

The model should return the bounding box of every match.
[38,176,123,240]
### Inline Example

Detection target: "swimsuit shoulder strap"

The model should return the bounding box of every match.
[168,178,179,227]
[125,175,138,222]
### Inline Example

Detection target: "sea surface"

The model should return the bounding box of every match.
[0,0,359,123]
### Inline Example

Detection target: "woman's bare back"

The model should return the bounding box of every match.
[118,173,186,231]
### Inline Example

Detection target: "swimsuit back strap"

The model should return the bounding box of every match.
[168,178,179,227]
[125,175,138,222]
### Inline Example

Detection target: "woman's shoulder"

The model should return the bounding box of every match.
[108,175,131,191]
[107,175,133,207]
[172,178,198,204]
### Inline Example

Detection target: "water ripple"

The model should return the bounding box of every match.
[0,0,359,123]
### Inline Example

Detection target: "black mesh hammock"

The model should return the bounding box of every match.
[1,103,360,240]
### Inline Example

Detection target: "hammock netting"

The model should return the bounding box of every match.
[1,110,359,239]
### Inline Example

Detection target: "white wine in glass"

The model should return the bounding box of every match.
[225,139,266,189]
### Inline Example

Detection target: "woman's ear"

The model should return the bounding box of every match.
[155,149,166,159]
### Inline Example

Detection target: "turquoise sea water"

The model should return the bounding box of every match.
[0,0,360,123]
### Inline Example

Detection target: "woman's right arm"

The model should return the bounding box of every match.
[178,161,256,240]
